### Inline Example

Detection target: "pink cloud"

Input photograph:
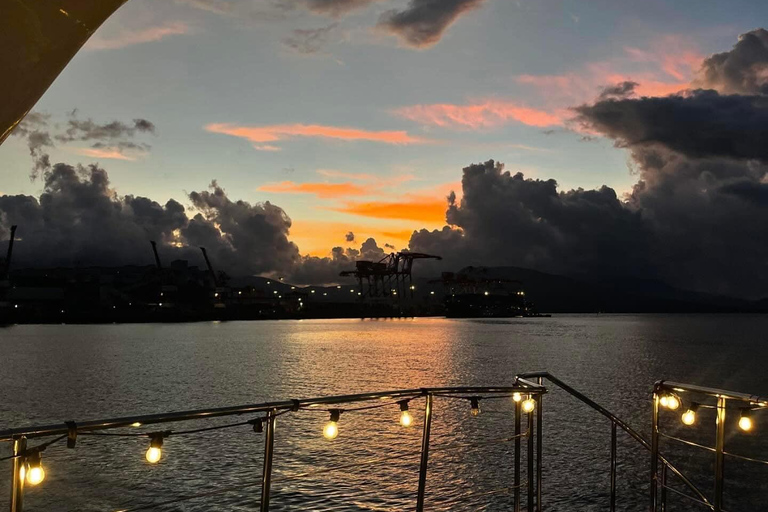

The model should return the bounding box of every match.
[515,37,704,106]
[205,122,427,147]
[69,147,138,161]
[87,22,190,50]
[624,35,704,81]
[394,100,564,129]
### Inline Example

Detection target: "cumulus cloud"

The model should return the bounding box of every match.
[378,0,486,48]
[696,28,768,94]
[0,161,393,285]
[345,231,355,242]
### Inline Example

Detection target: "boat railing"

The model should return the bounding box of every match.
[517,371,768,512]
[4,375,766,511]
[0,384,546,512]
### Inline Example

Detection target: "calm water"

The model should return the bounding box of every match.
[1,315,767,511]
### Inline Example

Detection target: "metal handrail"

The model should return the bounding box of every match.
[652,380,768,511]
[516,371,713,510]
[2,384,546,512]
[0,385,542,441]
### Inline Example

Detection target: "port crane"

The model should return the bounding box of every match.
[340,251,442,301]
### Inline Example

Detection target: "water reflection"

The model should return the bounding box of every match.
[1,315,767,510]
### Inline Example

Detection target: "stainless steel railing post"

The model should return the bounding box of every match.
[527,404,534,512]
[514,399,521,512]
[416,393,433,512]
[650,392,659,512]
[536,377,543,511]
[9,436,26,512]
[260,409,276,512]
[610,421,617,512]
[714,396,726,512]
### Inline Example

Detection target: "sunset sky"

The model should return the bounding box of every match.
[1,0,762,255]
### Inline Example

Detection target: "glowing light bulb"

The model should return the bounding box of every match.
[26,466,45,486]
[667,396,680,410]
[25,451,45,486]
[739,410,753,431]
[145,435,164,464]
[522,398,536,413]
[470,397,481,417]
[399,401,413,427]
[681,410,696,426]
[323,422,338,439]
[145,446,162,464]
[512,392,522,402]
[324,410,341,439]
[659,395,669,408]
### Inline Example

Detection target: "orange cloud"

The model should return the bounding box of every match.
[259,181,371,199]
[395,100,564,129]
[69,147,138,161]
[86,22,190,50]
[331,197,447,224]
[206,122,427,149]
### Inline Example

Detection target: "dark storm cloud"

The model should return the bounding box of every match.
[282,23,339,54]
[696,28,768,95]
[11,112,156,179]
[574,90,768,160]
[411,29,768,298]
[598,81,638,100]
[409,160,650,278]
[377,0,486,48]
[0,162,388,285]
[345,231,355,242]
[55,116,156,150]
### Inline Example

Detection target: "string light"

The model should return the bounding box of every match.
[681,403,699,426]
[739,409,753,432]
[145,434,164,464]
[399,401,413,427]
[470,397,481,417]
[522,397,536,413]
[324,410,341,440]
[659,394,680,410]
[25,450,45,486]
[512,392,522,403]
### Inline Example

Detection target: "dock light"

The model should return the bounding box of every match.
[470,397,481,417]
[522,397,536,413]
[512,392,522,403]
[25,450,45,486]
[399,401,413,427]
[410,285,415,290]
[145,434,164,464]
[739,409,753,432]
[681,403,700,426]
[430,291,435,295]
[484,291,489,296]
[324,410,341,440]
